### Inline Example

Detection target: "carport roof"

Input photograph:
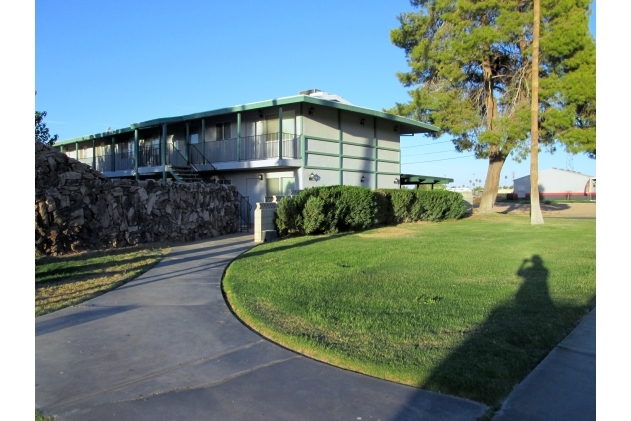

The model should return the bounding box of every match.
[399,174,454,185]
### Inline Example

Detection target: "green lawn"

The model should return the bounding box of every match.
[223,214,595,406]
[36,246,169,316]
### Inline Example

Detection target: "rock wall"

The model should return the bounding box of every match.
[35,142,239,256]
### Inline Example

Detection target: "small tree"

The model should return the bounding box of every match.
[35,111,58,146]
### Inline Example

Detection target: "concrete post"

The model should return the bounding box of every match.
[254,202,278,243]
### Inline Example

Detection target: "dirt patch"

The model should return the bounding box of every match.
[475,202,596,218]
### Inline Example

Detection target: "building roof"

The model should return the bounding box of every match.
[513,167,594,181]
[399,174,453,185]
[55,93,439,146]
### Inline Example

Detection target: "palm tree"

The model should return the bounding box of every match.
[530,0,544,225]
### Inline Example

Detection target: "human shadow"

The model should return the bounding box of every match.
[390,255,594,418]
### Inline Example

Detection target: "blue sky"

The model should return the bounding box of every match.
[35,0,596,188]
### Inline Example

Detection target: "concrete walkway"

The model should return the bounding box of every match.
[493,308,596,421]
[36,233,487,421]
[36,232,595,420]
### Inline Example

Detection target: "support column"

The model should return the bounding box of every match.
[338,109,342,185]
[134,130,139,180]
[111,137,116,172]
[75,142,79,160]
[201,118,206,164]
[278,107,283,160]
[300,103,305,162]
[92,139,96,169]
[374,117,378,189]
[161,123,167,183]
[237,112,241,162]
[185,121,190,163]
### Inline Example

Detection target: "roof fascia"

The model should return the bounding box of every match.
[59,95,440,144]
[55,127,134,146]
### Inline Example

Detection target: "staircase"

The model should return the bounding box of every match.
[169,166,203,183]
[169,145,253,232]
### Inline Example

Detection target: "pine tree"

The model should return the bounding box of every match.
[389,0,595,213]
[35,110,59,146]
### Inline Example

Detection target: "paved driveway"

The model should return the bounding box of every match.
[36,232,487,421]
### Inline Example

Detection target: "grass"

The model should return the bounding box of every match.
[223,214,595,407]
[36,245,170,316]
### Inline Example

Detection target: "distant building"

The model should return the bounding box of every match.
[513,168,596,201]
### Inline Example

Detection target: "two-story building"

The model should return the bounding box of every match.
[54,90,453,221]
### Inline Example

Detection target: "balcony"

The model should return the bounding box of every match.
[191,133,300,164]
[72,132,300,175]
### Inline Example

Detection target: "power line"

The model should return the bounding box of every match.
[402,154,476,164]
[401,139,454,148]
[404,148,456,157]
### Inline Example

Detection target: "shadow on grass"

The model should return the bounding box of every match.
[391,255,595,418]
[494,203,570,214]
[35,254,165,283]
[237,232,351,260]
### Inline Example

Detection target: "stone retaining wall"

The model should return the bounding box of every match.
[35,142,239,256]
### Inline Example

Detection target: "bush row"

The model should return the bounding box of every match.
[275,186,466,236]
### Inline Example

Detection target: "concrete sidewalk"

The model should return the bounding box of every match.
[493,308,596,421]
[36,232,487,421]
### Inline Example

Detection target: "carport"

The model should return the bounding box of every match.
[398,174,453,189]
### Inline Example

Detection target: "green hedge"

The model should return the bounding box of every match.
[275,186,466,236]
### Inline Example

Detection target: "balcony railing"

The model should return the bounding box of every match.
[138,145,160,167]
[68,132,300,173]
[166,144,188,167]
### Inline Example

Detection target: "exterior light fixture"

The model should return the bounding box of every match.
[258,174,263,181]
[360,118,365,126]
[394,125,399,133]
[394,178,400,184]
[258,110,263,118]
[308,107,314,115]
[309,173,315,181]
[360,175,365,183]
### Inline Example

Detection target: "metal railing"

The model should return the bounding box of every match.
[190,133,299,163]
[206,138,239,162]
[240,133,299,161]
[236,193,252,232]
[138,145,161,167]
[166,144,189,167]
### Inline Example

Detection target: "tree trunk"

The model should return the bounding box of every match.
[477,52,502,214]
[530,0,544,225]
[478,146,507,213]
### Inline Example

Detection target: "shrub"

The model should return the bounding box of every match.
[386,189,416,223]
[374,190,394,226]
[336,186,378,231]
[275,196,300,236]
[273,185,466,237]
[302,196,326,234]
[417,190,467,221]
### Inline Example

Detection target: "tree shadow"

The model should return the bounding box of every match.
[390,255,594,418]
[236,232,351,260]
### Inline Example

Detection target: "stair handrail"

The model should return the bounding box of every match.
[186,144,253,231]
[169,144,202,172]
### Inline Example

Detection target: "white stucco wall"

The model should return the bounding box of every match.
[513,168,593,196]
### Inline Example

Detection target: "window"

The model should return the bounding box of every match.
[266,177,296,197]
[264,110,295,141]
[79,145,90,159]
[191,133,199,144]
[216,122,231,140]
